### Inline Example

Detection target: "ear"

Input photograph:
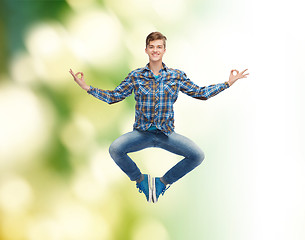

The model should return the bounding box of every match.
[145,48,148,54]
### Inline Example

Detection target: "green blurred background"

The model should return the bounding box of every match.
[0,0,304,239]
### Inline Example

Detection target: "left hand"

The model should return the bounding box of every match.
[228,69,249,86]
[69,69,90,91]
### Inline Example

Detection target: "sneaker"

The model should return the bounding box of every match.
[136,174,152,202]
[152,177,170,203]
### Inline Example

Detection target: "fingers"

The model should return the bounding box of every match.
[69,69,85,82]
[241,69,248,74]
[231,69,239,76]
[240,69,249,77]
[241,69,249,78]
[229,69,249,83]
[76,72,84,80]
[231,69,249,78]
[69,69,75,77]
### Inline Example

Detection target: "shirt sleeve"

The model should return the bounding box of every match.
[87,73,134,104]
[179,71,230,100]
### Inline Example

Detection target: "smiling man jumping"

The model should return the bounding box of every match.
[70,32,249,203]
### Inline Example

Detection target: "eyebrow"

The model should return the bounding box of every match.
[149,44,164,47]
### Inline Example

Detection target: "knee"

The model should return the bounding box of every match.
[192,149,205,166]
[109,140,123,159]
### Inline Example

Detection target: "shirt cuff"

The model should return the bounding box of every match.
[224,81,230,88]
[87,86,94,93]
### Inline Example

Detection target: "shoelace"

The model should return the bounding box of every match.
[136,182,143,193]
[161,185,171,195]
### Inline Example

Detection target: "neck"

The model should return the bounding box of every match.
[149,61,163,76]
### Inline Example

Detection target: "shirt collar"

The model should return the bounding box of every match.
[141,62,168,73]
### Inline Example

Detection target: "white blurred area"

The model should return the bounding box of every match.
[132,217,170,240]
[0,0,304,239]
[0,84,53,167]
[0,174,33,213]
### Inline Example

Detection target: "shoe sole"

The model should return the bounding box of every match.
[151,177,157,203]
[148,175,153,203]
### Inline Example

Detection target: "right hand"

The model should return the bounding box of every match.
[69,69,90,91]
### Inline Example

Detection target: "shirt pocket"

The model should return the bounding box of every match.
[136,81,151,95]
[164,81,178,96]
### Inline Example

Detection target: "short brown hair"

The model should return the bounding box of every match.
[146,32,167,48]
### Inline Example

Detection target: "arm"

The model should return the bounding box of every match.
[179,68,249,100]
[179,71,230,100]
[69,69,134,104]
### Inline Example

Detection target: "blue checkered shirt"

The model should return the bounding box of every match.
[87,63,230,135]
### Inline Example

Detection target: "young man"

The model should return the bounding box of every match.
[70,32,249,203]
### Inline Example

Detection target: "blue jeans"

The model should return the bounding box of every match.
[109,129,205,185]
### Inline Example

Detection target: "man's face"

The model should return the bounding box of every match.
[145,39,166,63]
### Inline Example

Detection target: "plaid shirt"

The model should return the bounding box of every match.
[87,63,230,135]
